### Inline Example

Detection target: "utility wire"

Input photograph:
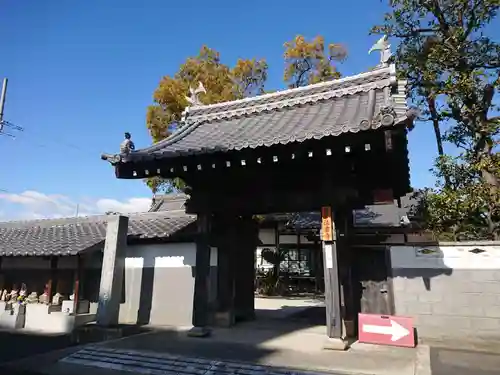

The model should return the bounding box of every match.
[0,119,24,138]
[1,118,105,155]
[0,78,96,152]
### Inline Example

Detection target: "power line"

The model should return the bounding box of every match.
[0,77,90,150]
[0,78,23,138]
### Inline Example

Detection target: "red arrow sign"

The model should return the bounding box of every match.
[358,313,415,348]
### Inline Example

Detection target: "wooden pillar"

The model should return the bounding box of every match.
[214,216,236,327]
[46,257,59,304]
[188,213,212,337]
[0,257,3,291]
[234,217,257,322]
[72,255,82,315]
[321,206,347,350]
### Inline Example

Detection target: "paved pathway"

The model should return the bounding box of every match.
[60,346,342,375]
[430,347,500,375]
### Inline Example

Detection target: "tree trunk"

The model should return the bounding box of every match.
[427,97,444,156]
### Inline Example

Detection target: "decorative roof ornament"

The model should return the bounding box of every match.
[369,35,392,67]
[185,81,206,107]
[120,132,135,155]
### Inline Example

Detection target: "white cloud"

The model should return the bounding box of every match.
[0,190,151,221]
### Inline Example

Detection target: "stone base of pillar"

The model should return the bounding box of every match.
[214,311,235,327]
[323,337,348,351]
[187,326,211,338]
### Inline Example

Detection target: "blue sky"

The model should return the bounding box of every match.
[0,0,490,220]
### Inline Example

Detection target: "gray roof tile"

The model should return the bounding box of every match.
[0,212,196,257]
[149,194,188,213]
[102,65,412,163]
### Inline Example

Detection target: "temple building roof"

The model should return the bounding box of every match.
[0,212,196,257]
[102,61,413,165]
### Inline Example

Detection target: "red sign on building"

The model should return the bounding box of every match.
[358,313,415,348]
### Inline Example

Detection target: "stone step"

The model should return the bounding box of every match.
[60,346,334,375]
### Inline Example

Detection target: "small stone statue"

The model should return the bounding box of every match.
[120,132,135,154]
[39,283,50,304]
[52,292,63,305]
[8,288,18,305]
[17,283,28,305]
[39,292,50,305]
[25,292,38,304]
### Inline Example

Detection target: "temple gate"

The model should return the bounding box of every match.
[102,38,414,348]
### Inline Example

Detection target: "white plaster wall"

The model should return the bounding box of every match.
[390,244,500,269]
[120,242,209,327]
[256,246,275,270]
[259,229,276,245]
[299,235,315,244]
[279,234,296,244]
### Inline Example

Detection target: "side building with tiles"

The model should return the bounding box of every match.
[0,207,200,332]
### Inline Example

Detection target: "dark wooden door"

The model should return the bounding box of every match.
[352,247,393,316]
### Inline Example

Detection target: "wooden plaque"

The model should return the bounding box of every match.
[321,206,333,241]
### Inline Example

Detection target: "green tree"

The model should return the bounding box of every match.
[283,35,347,88]
[413,157,500,240]
[373,0,500,239]
[145,46,268,193]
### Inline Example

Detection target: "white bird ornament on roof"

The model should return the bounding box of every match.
[185,81,206,106]
[369,35,392,67]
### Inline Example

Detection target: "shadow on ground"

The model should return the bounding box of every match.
[254,305,326,327]
[0,324,152,374]
[0,331,73,364]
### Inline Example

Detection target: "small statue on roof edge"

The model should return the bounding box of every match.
[120,132,135,155]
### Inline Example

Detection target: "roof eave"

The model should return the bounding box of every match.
[110,118,407,176]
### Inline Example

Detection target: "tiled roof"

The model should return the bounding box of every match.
[0,212,196,257]
[149,193,188,213]
[102,64,412,164]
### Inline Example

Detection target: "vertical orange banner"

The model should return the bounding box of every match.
[321,206,333,241]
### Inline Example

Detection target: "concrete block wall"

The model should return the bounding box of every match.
[390,243,500,341]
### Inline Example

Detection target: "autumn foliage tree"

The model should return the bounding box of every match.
[145,46,268,193]
[373,0,500,239]
[283,35,347,88]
